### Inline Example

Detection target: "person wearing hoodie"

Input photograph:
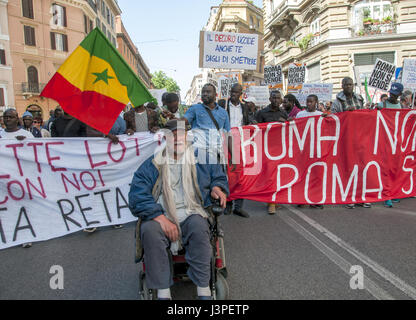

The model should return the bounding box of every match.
[331,77,364,113]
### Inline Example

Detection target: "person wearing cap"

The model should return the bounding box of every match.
[377,82,403,109]
[22,111,42,138]
[129,119,229,300]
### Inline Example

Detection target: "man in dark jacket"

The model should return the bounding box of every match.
[224,83,255,218]
[129,120,228,300]
[255,90,288,215]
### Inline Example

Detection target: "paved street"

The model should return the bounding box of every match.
[1,198,416,300]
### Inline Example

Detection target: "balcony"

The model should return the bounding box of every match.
[354,21,396,37]
[22,83,46,95]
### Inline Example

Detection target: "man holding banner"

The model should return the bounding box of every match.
[255,90,287,215]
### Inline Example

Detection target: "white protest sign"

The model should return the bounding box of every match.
[199,31,258,70]
[368,58,396,91]
[287,63,306,91]
[216,72,242,100]
[246,86,270,107]
[149,89,167,107]
[0,133,162,250]
[294,83,334,106]
[402,59,416,89]
[264,65,283,86]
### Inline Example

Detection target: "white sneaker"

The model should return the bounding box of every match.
[83,228,97,233]
[22,243,32,248]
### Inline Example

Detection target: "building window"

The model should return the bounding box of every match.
[101,1,106,16]
[27,66,39,92]
[102,24,106,35]
[353,0,392,33]
[0,88,5,107]
[307,62,321,83]
[96,18,101,30]
[84,15,93,34]
[270,0,274,13]
[22,0,34,19]
[354,52,395,85]
[106,7,110,24]
[24,26,36,46]
[0,49,5,65]
[52,4,67,27]
[51,32,68,52]
[310,17,320,46]
[111,13,114,30]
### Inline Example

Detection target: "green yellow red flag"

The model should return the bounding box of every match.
[41,28,155,134]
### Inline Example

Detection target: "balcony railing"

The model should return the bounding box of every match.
[354,21,396,37]
[22,83,46,94]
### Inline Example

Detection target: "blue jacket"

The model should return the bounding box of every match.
[128,151,229,221]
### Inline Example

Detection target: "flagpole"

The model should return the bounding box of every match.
[370,89,378,107]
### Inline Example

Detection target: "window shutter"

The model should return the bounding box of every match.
[24,26,29,45]
[0,49,5,65]
[63,6,67,27]
[22,0,34,19]
[22,0,29,18]
[0,88,4,107]
[28,0,33,19]
[51,32,56,50]
[63,34,68,52]
[30,27,36,46]
[84,15,88,33]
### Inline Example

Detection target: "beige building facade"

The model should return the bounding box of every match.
[7,0,121,119]
[263,0,416,100]
[0,0,14,115]
[207,0,265,84]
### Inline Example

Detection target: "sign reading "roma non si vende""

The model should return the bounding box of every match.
[199,31,259,70]
[368,58,396,91]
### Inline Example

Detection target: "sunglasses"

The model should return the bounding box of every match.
[33,121,42,124]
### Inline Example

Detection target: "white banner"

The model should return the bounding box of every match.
[200,31,258,70]
[294,83,334,106]
[368,58,396,91]
[402,59,416,89]
[0,133,162,250]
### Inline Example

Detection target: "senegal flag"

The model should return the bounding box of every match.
[41,28,155,134]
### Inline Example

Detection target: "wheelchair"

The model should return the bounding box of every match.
[138,199,229,300]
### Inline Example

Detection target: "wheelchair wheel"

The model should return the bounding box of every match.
[138,270,157,300]
[215,272,229,300]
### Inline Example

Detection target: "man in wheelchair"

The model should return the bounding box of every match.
[128,119,229,300]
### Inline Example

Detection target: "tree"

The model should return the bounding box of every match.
[151,71,180,93]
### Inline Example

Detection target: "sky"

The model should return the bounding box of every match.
[117,0,263,98]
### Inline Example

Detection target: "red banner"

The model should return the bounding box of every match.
[228,110,416,204]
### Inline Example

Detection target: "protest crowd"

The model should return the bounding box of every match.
[1,27,415,299]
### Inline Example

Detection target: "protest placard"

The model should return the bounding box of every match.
[246,86,270,107]
[287,63,306,92]
[368,58,396,91]
[294,83,334,106]
[402,59,416,89]
[264,65,283,89]
[199,31,258,70]
[216,72,242,100]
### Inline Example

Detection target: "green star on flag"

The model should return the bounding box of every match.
[93,69,114,85]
